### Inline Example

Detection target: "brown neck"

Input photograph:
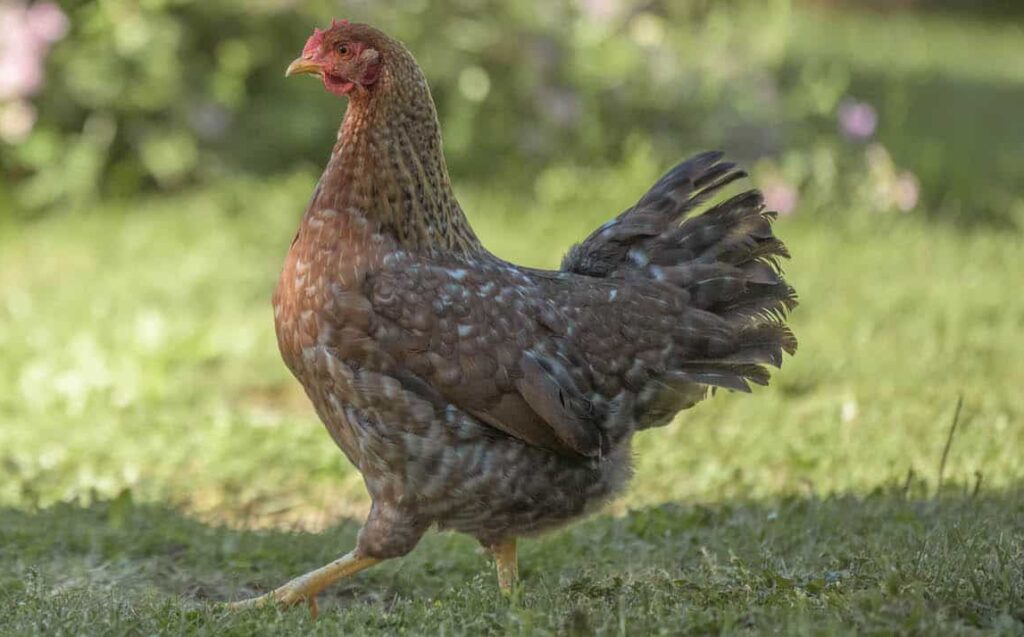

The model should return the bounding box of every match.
[311,48,483,258]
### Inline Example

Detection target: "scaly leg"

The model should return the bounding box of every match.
[492,538,519,595]
[228,549,380,617]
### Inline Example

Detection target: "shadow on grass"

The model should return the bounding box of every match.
[1,485,1022,634]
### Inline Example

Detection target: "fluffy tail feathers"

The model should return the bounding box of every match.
[561,152,797,424]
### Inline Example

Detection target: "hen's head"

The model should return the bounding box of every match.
[286,19,391,98]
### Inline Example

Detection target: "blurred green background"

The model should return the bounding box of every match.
[1,0,1022,634]
[2,0,1023,223]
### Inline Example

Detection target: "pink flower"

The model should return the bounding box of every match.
[26,2,69,44]
[838,98,878,141]
[0,2,68,98]
[0,46,44,100]
[0,1,68,140]
[864,143,921,213]
[762,179,799,217]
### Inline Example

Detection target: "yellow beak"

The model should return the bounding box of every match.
[285,57,322,78]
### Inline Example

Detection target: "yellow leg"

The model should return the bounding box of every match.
[228,549,380,617]
[492,538,519,595]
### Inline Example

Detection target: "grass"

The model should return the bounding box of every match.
[2,491,1021,635]
[1,164,1022,634]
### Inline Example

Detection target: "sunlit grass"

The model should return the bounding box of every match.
[2,165,1021,521]
[790,6,1024,85]
[2,166,1023,634]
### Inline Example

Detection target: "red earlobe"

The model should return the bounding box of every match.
[361,50,382,85]
[362,64,381,85]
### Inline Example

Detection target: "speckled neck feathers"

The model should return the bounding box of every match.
[310,37,483,258]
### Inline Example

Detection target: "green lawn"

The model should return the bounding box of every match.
[1,164,1022,634]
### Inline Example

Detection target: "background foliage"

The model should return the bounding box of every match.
[2,0,1022,224]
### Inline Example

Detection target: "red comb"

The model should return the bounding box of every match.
[302,19,350,57]
[302,28,324,57]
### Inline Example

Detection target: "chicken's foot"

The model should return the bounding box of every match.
[492,538,519,595]
[228,549,380,618]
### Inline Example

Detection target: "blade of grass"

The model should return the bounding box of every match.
[936,395,964,494]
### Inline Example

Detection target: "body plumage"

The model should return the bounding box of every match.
[233,20,797,613]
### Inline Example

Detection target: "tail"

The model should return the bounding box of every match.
[561,152,797,427]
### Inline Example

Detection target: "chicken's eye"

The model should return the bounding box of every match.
[336,44,349,55]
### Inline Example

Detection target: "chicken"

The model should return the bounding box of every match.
[230,19,797,615]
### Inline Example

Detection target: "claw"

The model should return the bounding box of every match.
[226,589,318,618]
[226,550,379,618]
